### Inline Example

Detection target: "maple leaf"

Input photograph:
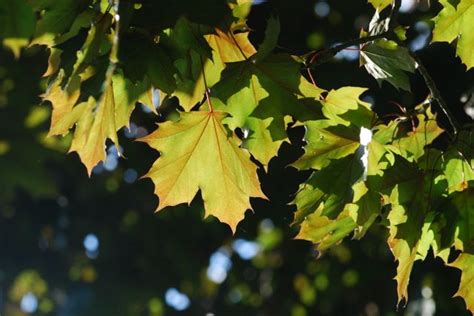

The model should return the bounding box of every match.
[293,156,382,249]
[381,157,447,305]
[170,21,256,110]
[212,54,324,167]
[140,110,266,232]
[432,0,474,69]
[296,208,357,251]
[387,105,444,162]
[443,150,474,193]
[443,131,474,193]
[360,40,416,91]
[30,0,85,47]
[292,120,360,170]
[293,154,363,230]
[320,87,374,127]
[449,253,474,313]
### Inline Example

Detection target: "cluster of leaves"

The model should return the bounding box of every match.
[1,0,473,312]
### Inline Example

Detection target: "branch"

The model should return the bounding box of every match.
[306,0,459,136]
[308,32,389,66]
[308,0,401,67]
[410,52,460,136]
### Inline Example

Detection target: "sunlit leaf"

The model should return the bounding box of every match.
[360,40,416,91]
[432,0,474,69]
[449,254,474,313]
[140,110,266,232]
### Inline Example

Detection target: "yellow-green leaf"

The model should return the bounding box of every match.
[293,121,360,170]
[296,207,357,251]
[448,253,474,313]
[173,28,256,111]
[69,82,118,175]
[432,0,474,69]
[140,111,266,232]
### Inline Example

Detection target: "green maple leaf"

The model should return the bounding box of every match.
[293,154,364,223]
[209,15,323,167]
[432,0,474,69]
[254,16,280,62]
[381,157,446,304]
[349,181,383,238]
[140,110,266,232]
[296,207,357,251]
[30,0,85,47]
[387,105,444,162]
[443,131,474,192]
[443,150,474,193]
[120,30,177,94]
[321,87,374,127]
[294,155,381,249]
[450,189,474,251]
[360,40,416,91]
[292,120,360,170]
[212,53,324,167]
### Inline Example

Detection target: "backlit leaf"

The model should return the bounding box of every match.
[360,40,416,91]
[449,254,474,313]
[432,0,474,69]
[140,111,266,232]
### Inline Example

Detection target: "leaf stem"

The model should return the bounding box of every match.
[200,55,214,112]
[306,68,317,87]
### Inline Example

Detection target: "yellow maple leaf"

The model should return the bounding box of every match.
[140,110,266,232]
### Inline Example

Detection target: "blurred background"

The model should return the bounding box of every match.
[1,0,473,315]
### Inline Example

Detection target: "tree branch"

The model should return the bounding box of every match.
[410,52,459,136]
[308,0,401,67]
[308,32,389,66]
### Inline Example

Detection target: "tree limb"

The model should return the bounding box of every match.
[410,52,460,136]
[308,32,390,66]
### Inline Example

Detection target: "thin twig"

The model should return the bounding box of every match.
[309,0,401,67]
[224,24,249,61]
[410,52,459,136]
[308,32,389,66]
[306,68,317,87]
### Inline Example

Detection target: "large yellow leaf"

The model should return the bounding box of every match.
[140,110,266,232]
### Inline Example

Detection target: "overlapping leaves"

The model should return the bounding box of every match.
[3,0,474,313]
